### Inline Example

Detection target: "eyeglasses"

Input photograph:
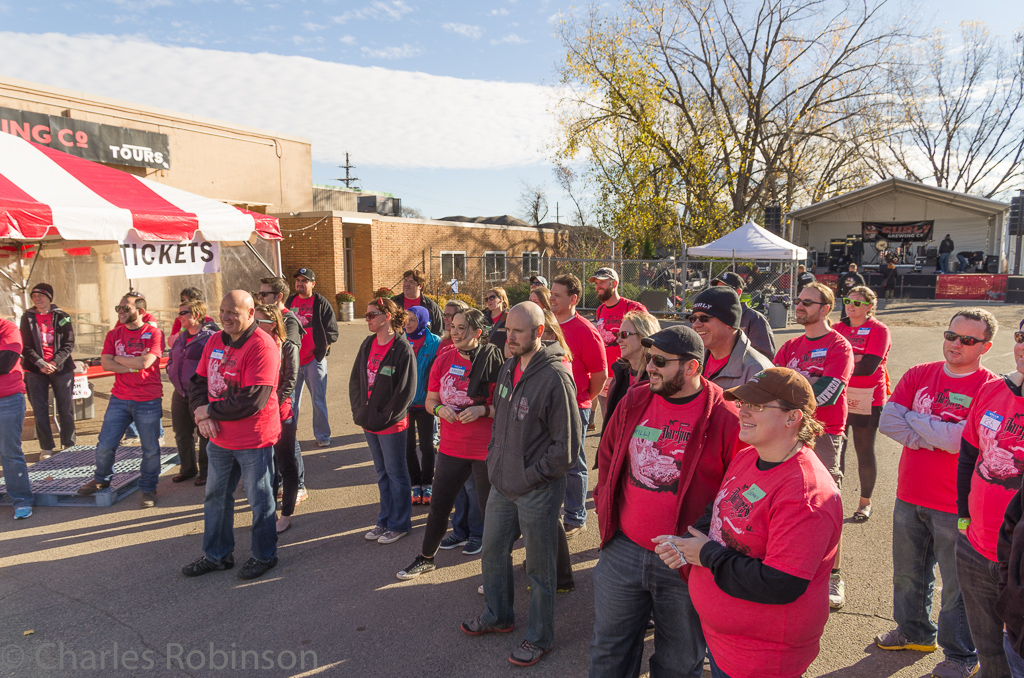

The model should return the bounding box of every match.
[645,354,685,368]
[485,295,499,302]
[688,314,714,324]
[842,298,870,307]
[365,311,385,320]
[257,291,276,298]
[618,330,638,339]
[255,318,275,325]
[442,312,455,320]
[794,299,826,307]
[737,401,790,413]
[114,305,132,313]
[177,310,193,316]
[943,331,986,346]
[1015,331,1024,344]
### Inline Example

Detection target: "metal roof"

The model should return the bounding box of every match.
[787,178,1009,221]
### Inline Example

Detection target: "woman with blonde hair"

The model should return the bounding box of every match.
[602,310,660,436]
[529,285,551,311]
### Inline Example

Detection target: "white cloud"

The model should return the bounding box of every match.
[360,43,420,59]
[339,35,356,45]
[332,0,413,24]
[490,33,527,45]
[488,8,509,16]
[442,22,483,40]
[301,22,327,31]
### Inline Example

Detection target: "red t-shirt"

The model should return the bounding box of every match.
[367,337,408,435]
[889,362,995,513]
[411,335,426,354]
[402,295,421,309]
[595,298,647,367]
[690,446,842,678]
[773,330,853,434]
[513,361,524,387]
[0,319,26,398]
[618,389,707,550]
[197,329,281,450]
[560,313,608,409]
[834,317,891,406]
[102,323,164,401]
[37,312,55,362]
[428,348,494,460]
[703,353,730,379]
[289,295,316,365]
[962,377,1024,561]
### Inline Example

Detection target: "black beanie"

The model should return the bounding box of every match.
[690,287,742,329]
[31,283,53,301]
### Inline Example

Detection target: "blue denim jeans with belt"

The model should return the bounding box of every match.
[0,393,33,508]
[202,442,277,563]
[93,396,162,493]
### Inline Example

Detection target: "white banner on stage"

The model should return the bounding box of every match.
[118,231,220,279]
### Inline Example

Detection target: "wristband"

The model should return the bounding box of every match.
[433,404,443,417]
[958,518,971,530]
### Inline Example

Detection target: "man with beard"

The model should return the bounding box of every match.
[462,302,581,668]
[591,267,647,426]
[774,281,854,608]
[589,325,740,678]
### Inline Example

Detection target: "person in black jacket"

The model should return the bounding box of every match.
[392,269,443,335]
[20,283,75,458]
[836,263,866,320]
[997,484,1024,674]
[350,296,417,544]
[938,235,955,274]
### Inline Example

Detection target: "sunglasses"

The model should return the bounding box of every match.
[485,295,499,302]
[114,305,133,313]
[688,314,714,324]
[645,354,685,368]
[794,299,826,307]
[177,310,193,316]
[943,331,986,346]
[842,298,870,307]
[258,291,276,298]
[618,330,638,339]
[737,401,790,413]
[365,311,386,320]
[1016,331,1024,344]
[255,318,275,325]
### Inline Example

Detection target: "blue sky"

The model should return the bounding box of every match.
[1,0,1022,220]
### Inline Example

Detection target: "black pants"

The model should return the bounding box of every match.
[273,415,299,516]
[422,452,491,557]
[25,369,75,451]
[405,408,436,486]
[171,390,207,478]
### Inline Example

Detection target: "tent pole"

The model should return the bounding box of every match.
[244,241,277,276]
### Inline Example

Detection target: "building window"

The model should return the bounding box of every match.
[441,251,466,281]
[522,252,540,276]
[485,251,507,281]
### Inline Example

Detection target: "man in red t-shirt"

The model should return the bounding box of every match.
[550,273,607,536]
[773,281,853,609]
[183,291,282,582]
[591,267,646,422]
[876,309,996,674]
[77,295,165,508]
[0,317,34,519]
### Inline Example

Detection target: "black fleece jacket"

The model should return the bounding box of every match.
[349,332,417,432]
[285,292,338,361]
[998,485,1024,656]
[20,305,75,374]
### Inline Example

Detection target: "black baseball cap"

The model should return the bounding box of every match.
[712,272,744,291]
[293,268,316,281]
[641,325,704,363]
[690,287,742,329]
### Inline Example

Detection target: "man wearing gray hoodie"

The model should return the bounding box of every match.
[461,302,582,668]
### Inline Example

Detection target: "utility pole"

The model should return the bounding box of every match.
[337,153,360,189]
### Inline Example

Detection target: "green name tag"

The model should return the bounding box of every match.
[742,484,766,503]
[949,393,972,407]
[633,425,661,442]
[499,384,509,398]
[380,366,394,376]
[58,317,70,327]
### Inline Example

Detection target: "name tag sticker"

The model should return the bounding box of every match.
[980,411,1003,432]
[449,365,467,376]
[742,484,767,503]
[857,327,871,335]
[633,425,661,442]
[142,332,152,340]
[380,366,394,377]
[811,348,827,359]
[499,384,509,398]
[210,349,224,361]
[949,393,972,407]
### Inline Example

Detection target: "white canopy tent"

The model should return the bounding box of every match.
[688,221,808,260]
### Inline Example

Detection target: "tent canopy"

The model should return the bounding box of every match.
[0,134,280,242]
[689,221,807,260]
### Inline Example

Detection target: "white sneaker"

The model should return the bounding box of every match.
[378,530,408,544]
[317,439,331,448]
[829,573,846,609]
[364,526,387,541]
[477,584,484,595]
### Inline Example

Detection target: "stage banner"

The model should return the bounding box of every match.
[118,232,220,279]
[862,220,934,242]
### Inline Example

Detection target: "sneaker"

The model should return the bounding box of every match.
[13,507,32,520]
[931,660,979,678]
[412,486,422,505]
[461,616,514,636]
[296,487,309,505]
[77,480,110,496]
[276,488,283,501]
[463,539,482,555]
[276,516,292,533]
[509,640,550,666]
[874,628,937,652]
[422,486,432,505]
[158,437,165,446]
[440,535,469,550]
[39,451,52,461]
[317,439,331,448]
[478,584,485,595]
[829,572,846,609]
[378,530,408,544]
[364,526,387,541]
[238,556,278,580]
[140,491,157,508]
[396,555,436,580]
[182,555,234,577]
[564,524,587,539]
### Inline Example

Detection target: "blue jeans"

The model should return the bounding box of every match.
[563,407,590,528]
[124,418,164,440]
[364,429,412,533]
[94,396,162,493]
[957,254,970,272]
[891,499,976,663]
[451,474,483,541]
[956,533,1011,678]
[294,357,330,446]
[1006,632,1024,678]
[202,442,277,563]
[938,253,951,273]
[589,532,706,678]
[708,653,729,678]
[0,393,33,508]
[481,477,566,651]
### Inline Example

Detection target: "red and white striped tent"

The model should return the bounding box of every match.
[0,134,280,242]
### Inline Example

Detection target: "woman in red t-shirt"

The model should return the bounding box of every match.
[833,286,891,522]
[397,308,504,580]
[654,367,842,678]
[438,299,469,354]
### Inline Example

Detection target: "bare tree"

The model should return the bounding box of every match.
[400,205,425,219]
[553,165,589,228]
[518,180,549,226]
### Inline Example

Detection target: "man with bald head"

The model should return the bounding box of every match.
[462,302,582,668]
[183,291,283,581]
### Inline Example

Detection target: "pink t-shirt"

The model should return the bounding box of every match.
[102,323,165,402]
[37,312,55,362]
[428,348,494,460]
[595,298,647,367]
[962,377,1024,561]
[618,389,707,550]
[289,295,316,365]
[0,319,26,398]
[689,446,842,678]
[773,330,854,435]
[833,317,891,406]
[889,362,995,513]
[704,353,730,379]
[560,313,607,409]
[367,336,408,435]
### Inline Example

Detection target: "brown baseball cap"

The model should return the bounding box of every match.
[723,367,816,414]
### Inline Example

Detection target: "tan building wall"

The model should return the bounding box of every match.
[0,76,312,213]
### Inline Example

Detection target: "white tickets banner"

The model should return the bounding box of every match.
[118,231,220,279]
[72,374,92,400]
